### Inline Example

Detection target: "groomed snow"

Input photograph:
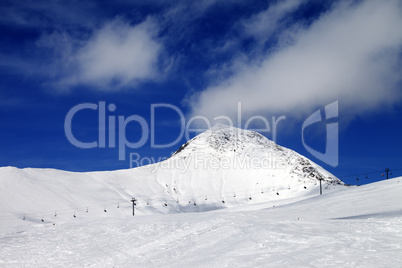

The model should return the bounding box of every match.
[0,127,400,267]
[0,178,401,267]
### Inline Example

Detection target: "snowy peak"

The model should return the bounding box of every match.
[206,124,275,151]
[171,124,343,186]
[172,124,277,157]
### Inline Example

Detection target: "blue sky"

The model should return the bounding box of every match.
[0,0,401,185]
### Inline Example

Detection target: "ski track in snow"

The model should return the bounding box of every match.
[0,210,401,267]
[0,127,401,267]
[1,178,402,267]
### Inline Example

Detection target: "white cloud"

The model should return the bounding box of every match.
[47,18,163,91]
[241,0,305,44]
[189,0,402,122]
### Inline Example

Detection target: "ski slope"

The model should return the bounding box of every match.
[1,126,400,267]
[0,178,401,267]
[0,125,344,226]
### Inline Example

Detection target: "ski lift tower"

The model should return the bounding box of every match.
[385,168,390,180]
[319,177,323,195]
[131,197,137,216]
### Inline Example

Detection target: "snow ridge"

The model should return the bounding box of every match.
[0,125,345,224]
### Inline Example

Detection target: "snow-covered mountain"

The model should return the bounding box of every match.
[170,124,341,185]
[1,125,401,267]
[0,125,344,225]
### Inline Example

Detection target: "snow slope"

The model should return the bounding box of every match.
[0,178,401,267]
[0,125,344,226]
[0,125,401,267]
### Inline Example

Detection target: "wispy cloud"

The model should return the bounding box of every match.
[0,1,100,30]
[45,18,163,91]
[189,0,402,122]
[0,1,167,92]
[241,0,305,45]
